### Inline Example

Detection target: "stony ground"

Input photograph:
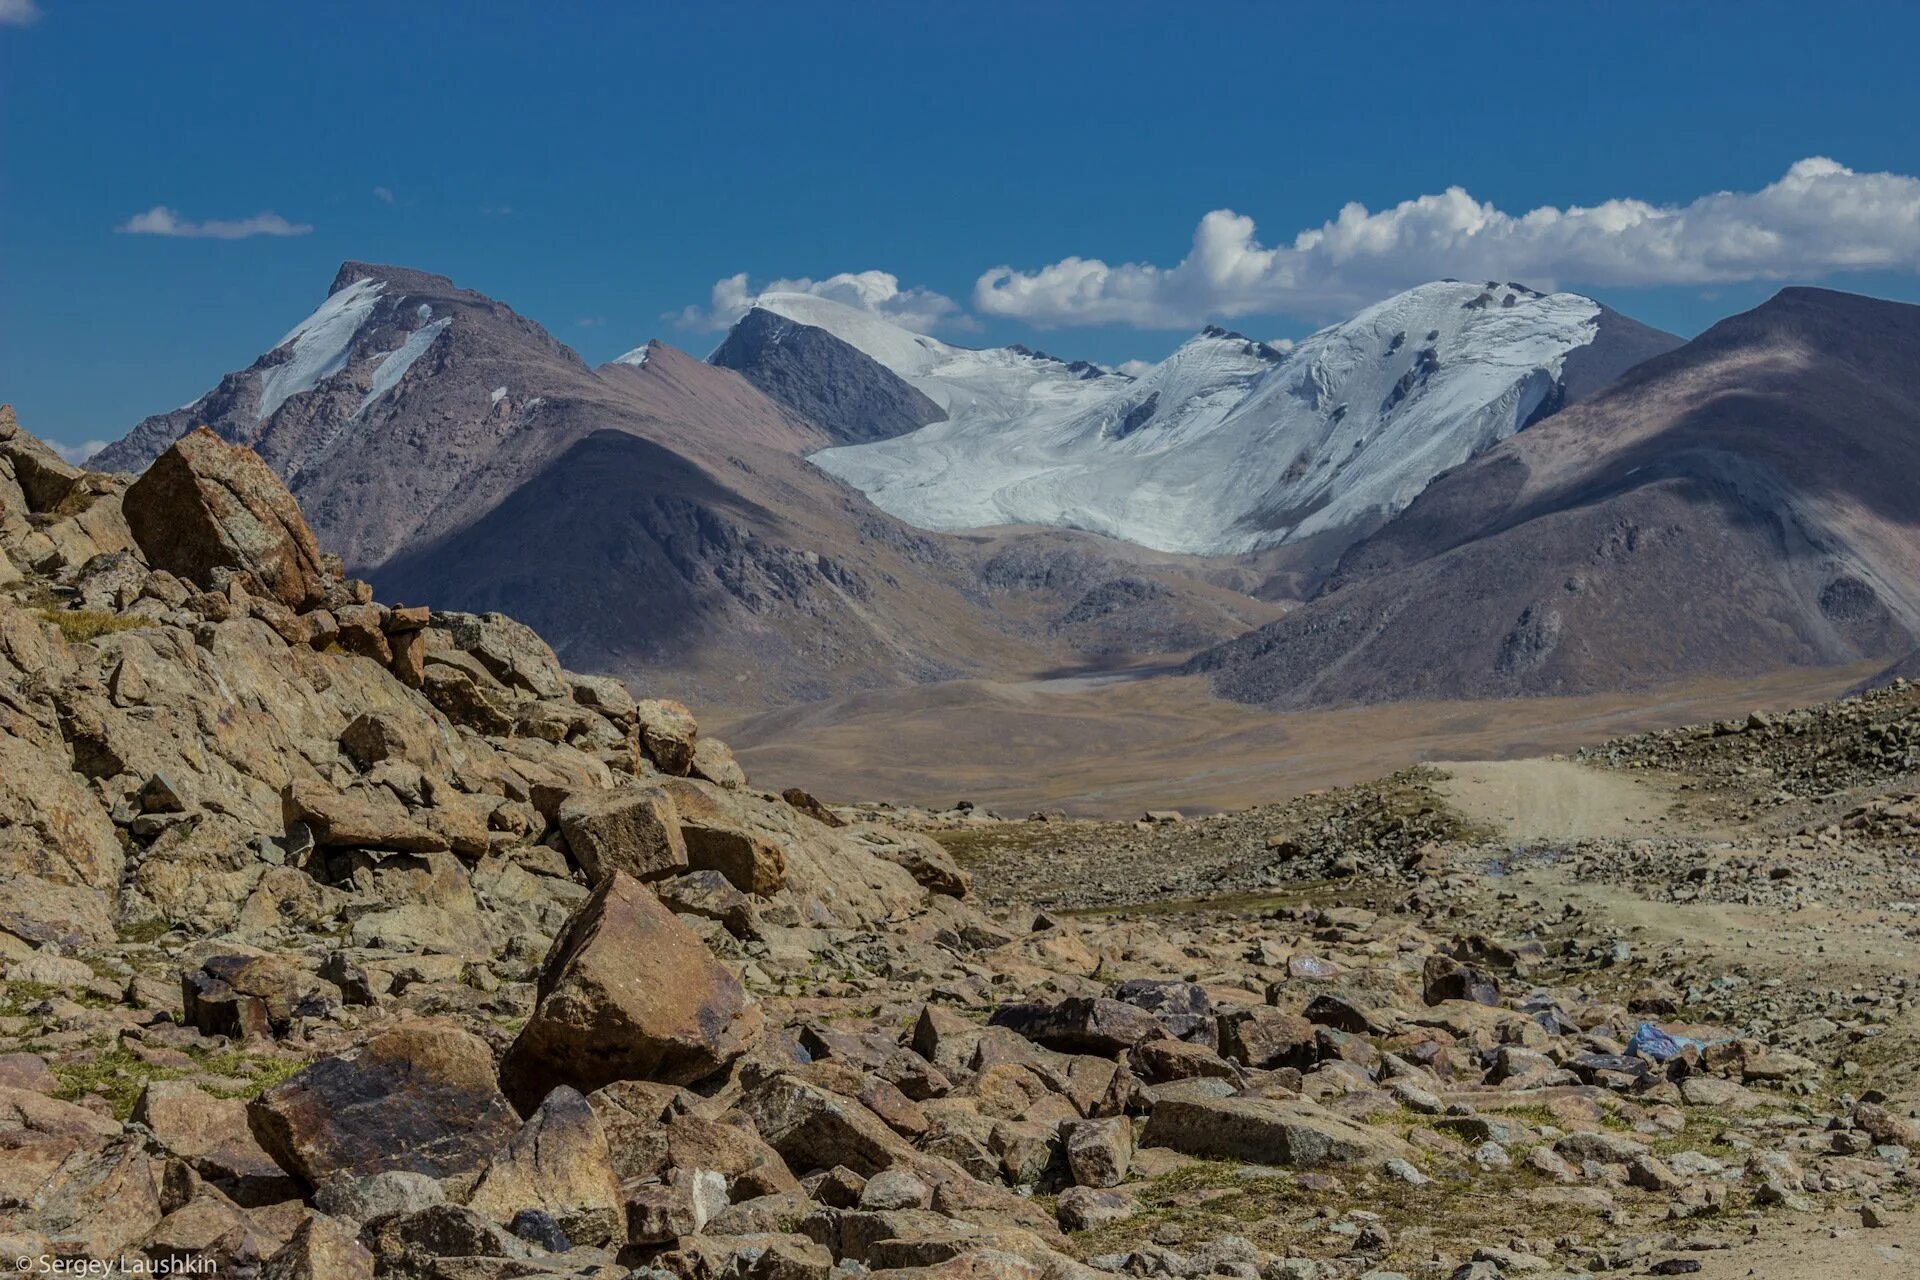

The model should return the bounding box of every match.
[2,410,1917,1279]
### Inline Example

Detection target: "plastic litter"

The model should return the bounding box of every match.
[1627,1021,1709,1062]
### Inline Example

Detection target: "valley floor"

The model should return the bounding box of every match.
[918,722,1920,1273]
[719,663,1884,818]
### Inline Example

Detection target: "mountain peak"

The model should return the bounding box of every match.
[328,261,460,297]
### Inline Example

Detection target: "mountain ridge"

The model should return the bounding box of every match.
[1187,286,1920,707]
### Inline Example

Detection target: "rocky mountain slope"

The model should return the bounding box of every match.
[708,307,948,445]
[1188,287,1920,708]
[94,267,1264,711]
[3,412,1914,1274]
[797,282,1680,559]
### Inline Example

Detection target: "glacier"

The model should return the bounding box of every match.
[793,281,1605,557]
[356,314,452,418]
[256,277,385,422]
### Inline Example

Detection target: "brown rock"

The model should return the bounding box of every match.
[260,1212,375,1280]
[740,1073,919,1178]
[989,997,1168,1056]
[497,871,761,1110]
[0,1051,58,1093]
[1140,1094,1414,1166]
[1216,1007,1317,1070]
[780,787,845,827]
[182,953,336,1041]
[466,1085,623,1247]
[1423,954,1502,1006]
[1063,1116,1132,1188]
[133,1079,294,1203]
[247,1020,521,1189]
[387,628,426,687]
[557,785,689,884]
[682,821,789,897]
[122,428,327,610]
[690,736,748,789]
[282,781,448,853]
[636,698,699,774]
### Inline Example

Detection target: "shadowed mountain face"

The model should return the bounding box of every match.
[98,264,1272,709]
[709,307,947,444]
[1187,288,1920,708]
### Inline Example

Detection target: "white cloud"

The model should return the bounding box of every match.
[1114,359,1155,378]
[974,158,1920,328]
[673,269,973,334]
[51,439,108,466]
[116,206,313,239]
[0,0,41,26]
[372,185,396,205]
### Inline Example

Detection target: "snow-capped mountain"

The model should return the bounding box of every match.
[776,281,1678,558]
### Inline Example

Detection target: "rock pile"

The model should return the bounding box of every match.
[1,409,1915,1276]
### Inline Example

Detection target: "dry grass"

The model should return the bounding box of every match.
[36,608,152,643]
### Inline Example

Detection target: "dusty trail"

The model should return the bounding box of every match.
[1432,756,1710,843]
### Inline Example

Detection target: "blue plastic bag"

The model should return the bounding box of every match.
[1627,1021,1706,1062]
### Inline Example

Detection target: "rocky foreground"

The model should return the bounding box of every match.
[1,405,1916,1278]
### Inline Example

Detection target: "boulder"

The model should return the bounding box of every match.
[247,1021,521,1189]
[740,1074,921,1178]
[497,871,762,1110]
[635,698,699,774]
[1216,1006,1317,1070]
[1423,954,1501,1006]
[690,736,748,789]
[182,953,337,1041]
[132,1080,294,1203]
[1055,1186,1139,1231]
[848,825,970,898]
[682,822,788,898]
[435,611,569,700]
[121,428,327,610]
[1063,1116,1132,1188]
[1110,979,1214,1042]
[0,731,125,902]
[988,998,1168,1056]
[557,786,689,884]
[282,781,448,853]
[466,1085,623,1247]
[260,1213,375,1280]
[781,788,845,828]
[1140,1095,1414,1166]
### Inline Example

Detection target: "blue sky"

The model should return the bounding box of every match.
[4,1,1920,452]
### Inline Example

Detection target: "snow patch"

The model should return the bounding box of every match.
[355,316,451,418]
[489,386,508,404]
[255,277,385,421]
[809,281,1604,556]
[611,342,652,367]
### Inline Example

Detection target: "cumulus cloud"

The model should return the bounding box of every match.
[51,439,108,465]
[975,158,1920,328]
[0,0,41,26]
[673,269,973,334]
[116,206,313,239]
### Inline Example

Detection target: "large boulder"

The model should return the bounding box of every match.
[131,1080,292,1203]
[0,731,124,949]
[466,1086,623,1247]
[122,427,327,610]
[556,786,688,884]
[247,1021,521,1189]
[1140,1095,1414,1166]
[497,871,762,1111]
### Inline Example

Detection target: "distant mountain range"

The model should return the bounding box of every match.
[97,263,1275,709]
[1187,287,1920,705]
[774,282,1679,560]
[97,265,1920,713]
